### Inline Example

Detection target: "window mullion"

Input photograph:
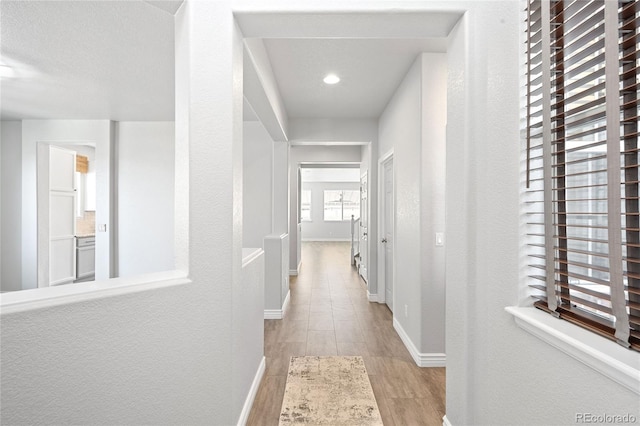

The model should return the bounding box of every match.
[605,0,630,347]
[541,0,559,312]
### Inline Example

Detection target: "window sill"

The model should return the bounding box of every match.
[505,306,640,395]
[0,270,191,315]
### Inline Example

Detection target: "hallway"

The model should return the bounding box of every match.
[247,242,445,425]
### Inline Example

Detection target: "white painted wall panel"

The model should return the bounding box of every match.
[243,121,273,248]
[117,121,175,277]
[419,53,447,355]
[1,121,22,291]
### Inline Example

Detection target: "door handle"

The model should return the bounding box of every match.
[382,238,387,243]
[363,232,368,236]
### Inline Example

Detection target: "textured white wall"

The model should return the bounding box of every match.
[378,57,423,349]
[301,181,360,241]
[243,121,273,248]
[419,52,447,355]
[117,121,175,277]
[1,121,22,291]
[1,3,246,424]
[272,141,289,236]
[235,248,264,421]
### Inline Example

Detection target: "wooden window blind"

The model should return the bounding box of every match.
[76,155,88,173]
[525,0,639,351]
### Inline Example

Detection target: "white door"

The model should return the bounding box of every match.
[49,146,77,286]
[359,171,368,281]
[383,159,394,311]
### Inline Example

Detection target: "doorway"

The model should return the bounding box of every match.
[359,171,369,282]
[379,152,394,312]
[36,142,97,287]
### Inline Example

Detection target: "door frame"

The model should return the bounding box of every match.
[359,169,368,282]
[378,149,394,307]
[36,140,103,287]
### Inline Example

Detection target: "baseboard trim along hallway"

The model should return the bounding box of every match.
[247,242,446,425]
[366,291,379,302]
[264,290,290,319]
[237,357,266,426]
[393,317,446,367]
[442,414,453,426]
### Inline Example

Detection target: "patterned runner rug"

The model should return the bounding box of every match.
[279,356,383,425]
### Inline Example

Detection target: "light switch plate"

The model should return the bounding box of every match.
[435,232,444,247]
[98,224,107,232]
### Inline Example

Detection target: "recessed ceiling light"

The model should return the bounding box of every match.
[323,74,340,85]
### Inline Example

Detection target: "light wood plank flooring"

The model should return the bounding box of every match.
[247,242,445,426]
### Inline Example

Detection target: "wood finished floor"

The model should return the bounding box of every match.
[247,242,446,426]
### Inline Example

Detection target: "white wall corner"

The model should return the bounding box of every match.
[264,290,290,320]
[367,291,378,302]
[236,356,266,426]
[393,317,446,368]
[442,414,453,426]
[289,260,301,276]
[281,289,290,318]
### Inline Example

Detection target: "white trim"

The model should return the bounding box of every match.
[289,260,302,276]
[442,415,453,426]
[236,356,266,426]
[264,309,284,319]
[0,270,190,315]
[282,290,290,317]
[301,238,351,242]
[506,306,640,395]
[379,148,394,164]
[393,318,446,367]
[367,291,378,302]
[264,290,290,319]
[242,248,264,268]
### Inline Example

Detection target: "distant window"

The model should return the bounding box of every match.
[301,190,311,221]
[323,189,360,221]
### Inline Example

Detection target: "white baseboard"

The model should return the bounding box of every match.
[442,415,452,426]
[264,290,290,319]
[289,261,301,276]
[237,356,266,426]
[393,317,446,367]
[264,310,283,319]
[367,292,378,302]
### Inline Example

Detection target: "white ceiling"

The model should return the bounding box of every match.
[263,38,447,119]
[0,0,175,121]
[1,2,450,123]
